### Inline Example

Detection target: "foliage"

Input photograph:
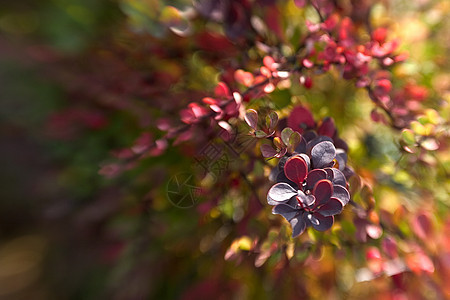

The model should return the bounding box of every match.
[1,0,450,299]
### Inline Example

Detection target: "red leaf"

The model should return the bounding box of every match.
[195,31,235,54]
[263,5,283,40]
[234,69,254,87]
[304,77,313,89]
[263,56,276,70]
[312,179,333,206]
[287,106,315,133]
[406,250,435,274]
[372,28,387,44]
[202,97,218,105]
[382,237,398,258]
[214,82,231,98]
[317,117,336,138]
[284,155,308,184]
[302,59,314,68]
[411,212,433,240]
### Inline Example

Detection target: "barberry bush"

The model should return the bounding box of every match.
[1,0,450,299]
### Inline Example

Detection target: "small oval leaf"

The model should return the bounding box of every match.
[273,137,283,149]
[313,179,333,206]
[267,182,298,203]
[288,131,302,153]
[290,214,307,237]
[281,127,294,145]
[255,130,267,138]
[261,144,277,158]
[267,111,279,131]
[284,155,308,184]
[401,129,415,145]
[245,109,258,130]
[311,141,336,168]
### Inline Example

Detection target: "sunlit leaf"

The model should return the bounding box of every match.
[244,109,258,130]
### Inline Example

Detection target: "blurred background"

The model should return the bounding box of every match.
[0,1,127,298]
[0,0,449,299]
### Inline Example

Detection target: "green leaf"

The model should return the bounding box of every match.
[401,129,416,145]
[410,121,427,136]
[417,115,429,125]
[255,130,267,138]
[425,109,440,125]
[288,131,301,153]
[281,127,294,145]
[159,5,190,35]
[270,88,292,109]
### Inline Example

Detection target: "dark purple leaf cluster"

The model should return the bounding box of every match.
[267,135,351,237]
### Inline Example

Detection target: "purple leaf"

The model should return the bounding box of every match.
[306,136,333,153]
[335,149,347,171]
[307,213,320,226]
[343,166,355,179]
[335,153,345,171]
[274,147,288,158]
[334,138,349,152]
[336,148,348,163]
[332,185,350,205]
[284,155,308,184]
[290,214,307,237]
[277,156,289,170]
[273,204,298,221]
[318,198,343,216]
[308,213,334,231]
[311,141,336,168]
[267,183,297,204]
[285,197,301,209]
[306,169,327,190]
[268,167,279,182]
[297,153,310,169]
[296,190,315,207]
[245,109,258,130]
[324,168,346,186]
[354,218,368,242]
[267,111,279,131]
[312,179,333,206]
[261,144,277,158]
[317,117,336,138]
[303,131,318,143]
[382,237,398,258]
[218,121,233,141]
[294,136,308,153]
[276,171,298,187]
[304,195,316,207]
[225,99,239,115]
